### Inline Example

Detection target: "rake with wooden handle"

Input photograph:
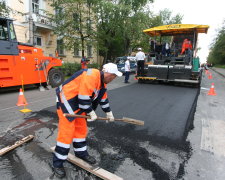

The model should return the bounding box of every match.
[63,113,144,126]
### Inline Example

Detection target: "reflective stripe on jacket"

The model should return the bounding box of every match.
[56,68,111,121]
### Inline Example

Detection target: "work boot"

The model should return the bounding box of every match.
[53,166,66,178]
[78,155,96,164]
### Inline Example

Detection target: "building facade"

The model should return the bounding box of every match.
[3,0,99,64]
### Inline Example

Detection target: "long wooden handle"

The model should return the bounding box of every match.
[63,113,144,126]
[0,135,34,156]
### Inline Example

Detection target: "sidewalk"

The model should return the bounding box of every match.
[182,68,225,180]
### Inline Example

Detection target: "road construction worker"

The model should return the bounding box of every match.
[135,48,145,76]
[52,63,122,178]
[124,56,130,83]
[81,56,90,69]
[181,38,192,55]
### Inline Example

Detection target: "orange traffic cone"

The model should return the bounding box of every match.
[17,88,28,106]
[16,88,32,113]
[205,69,209,75]
[208,73,212,79]
[208,83,217,96]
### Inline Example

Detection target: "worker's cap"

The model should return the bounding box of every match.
[138,48,142,51]
[103,63,123,77]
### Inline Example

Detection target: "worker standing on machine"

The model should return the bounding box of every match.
[181,38,192,55]
[52,63,122,178]
[135,48,145,76]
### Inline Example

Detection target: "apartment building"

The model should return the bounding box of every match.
[3,0,98,63]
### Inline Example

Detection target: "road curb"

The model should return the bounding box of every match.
[211,67,225,78]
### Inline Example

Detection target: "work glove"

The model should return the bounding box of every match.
[87,110,98,122]
[106,111,114,122]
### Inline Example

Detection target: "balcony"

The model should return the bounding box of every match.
[25,13,56,31]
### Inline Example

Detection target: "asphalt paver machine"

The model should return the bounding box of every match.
[138,24,209,87]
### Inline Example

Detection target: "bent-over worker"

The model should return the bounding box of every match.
[52,63,122,178]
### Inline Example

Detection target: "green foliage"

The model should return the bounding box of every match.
[94,1,156,61]
[49,0,97,57]
[0,2,11,17]
[0,1,24,17]
[94,2,182,62]
[88,63,100,69]
[50,0,182,64]
[60,62,81,76]
[208,20,225,65]
[59,62,100,76]
[214,64,225,69]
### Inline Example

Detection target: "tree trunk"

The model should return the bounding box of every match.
[81,36,84,58]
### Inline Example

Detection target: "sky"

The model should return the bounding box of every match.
[151,0,225,63]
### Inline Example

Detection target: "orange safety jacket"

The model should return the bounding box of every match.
[181,40,192,54]
[81,61,88,69]
[56,69,111,121]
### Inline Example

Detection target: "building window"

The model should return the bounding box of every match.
[87,45,92,57]
[9,22,16,41]
[32,0,39,14]
[0,19,8,40]
[74,44,79,56]
[34,36,42,46]
[57,39,64,56]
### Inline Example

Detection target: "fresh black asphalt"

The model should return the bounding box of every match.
[0,82,199,179]
[96,83,198,143]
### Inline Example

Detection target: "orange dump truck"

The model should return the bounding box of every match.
[0,17,64,88]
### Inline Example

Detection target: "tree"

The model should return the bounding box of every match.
[94,0,155,62]
[0,1,12,17]
[0,0,24,17]
[95,3,183,62]
[50,0,182,64]
[50,0,97,58]
[208,20,225,65]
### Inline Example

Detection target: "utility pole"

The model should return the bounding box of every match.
[29,0,34,45]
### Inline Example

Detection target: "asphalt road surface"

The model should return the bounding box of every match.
[0,76,198,180]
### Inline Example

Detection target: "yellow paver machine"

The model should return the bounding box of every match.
[139,24,209,87]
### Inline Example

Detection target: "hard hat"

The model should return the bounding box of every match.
[138,48,142,51]
[103,63,122,77]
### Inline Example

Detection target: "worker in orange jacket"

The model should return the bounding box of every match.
[52,63,122,178]
[81,56,90,69]
[181,38,192,55]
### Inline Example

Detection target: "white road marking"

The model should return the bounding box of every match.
[201,87,210,90]
[201,119,225,157]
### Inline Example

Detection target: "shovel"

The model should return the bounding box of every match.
[36,59,45,91]
[63,113,144,126]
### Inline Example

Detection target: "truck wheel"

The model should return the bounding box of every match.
[48,69,64,88]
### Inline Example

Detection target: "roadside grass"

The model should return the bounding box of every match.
[214,64,225,69]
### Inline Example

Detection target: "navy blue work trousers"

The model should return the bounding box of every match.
[124,71,130,83]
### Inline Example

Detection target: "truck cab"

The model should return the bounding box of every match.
[0,17,19,55]
[0,17,64,88]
